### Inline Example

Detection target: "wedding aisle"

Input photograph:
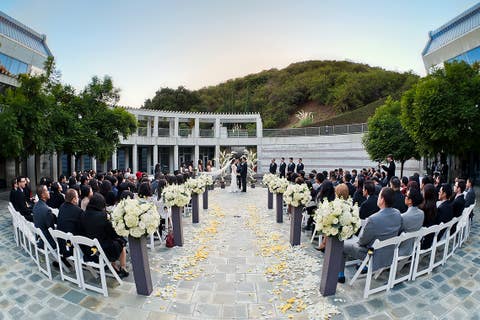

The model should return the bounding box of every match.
[146,188,339,319]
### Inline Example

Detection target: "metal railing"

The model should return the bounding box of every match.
[227,129,256,138]
[179,128,192,137]
[137,127,148,136]
[157,128,170,137]
[199,129,215,137]
[262,123,368,137]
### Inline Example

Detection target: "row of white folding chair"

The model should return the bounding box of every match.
[349,218,463,298]
[49,228,123,297]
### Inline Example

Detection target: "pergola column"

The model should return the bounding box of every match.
[112,150,117,170]
[132,144,138,173]
[173,145,179,171]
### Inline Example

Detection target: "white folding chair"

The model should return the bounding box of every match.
[430,220,455,270]
[349,235,400,298]
[390,230,422,288]
[49,228,82,288]
[7,204,20,247]
[459,204,475,246]
[23,221,39,264]
[71,235,122,297]
[31,226,62,280]
[412,224,441,280]
[147,229,162,250]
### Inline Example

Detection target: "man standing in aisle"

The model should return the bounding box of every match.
[269,158,277,174]
[381,154,395,184]
[279,158,286,178]
[239,157,248,192]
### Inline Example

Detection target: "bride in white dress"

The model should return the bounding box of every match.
[229,159,239,193]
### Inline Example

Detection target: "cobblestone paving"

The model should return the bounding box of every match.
[0,188,479,319]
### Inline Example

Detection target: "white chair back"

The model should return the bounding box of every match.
[49,228,82,287]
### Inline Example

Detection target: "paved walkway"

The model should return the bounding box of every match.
[0,188,479,319]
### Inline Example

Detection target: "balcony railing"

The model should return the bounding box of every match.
[199,129,215,137]
[227,129,256,138]
[137,127,148,136]
[263,123,368,137]
[179,128,192,137]
[158,128,170,137]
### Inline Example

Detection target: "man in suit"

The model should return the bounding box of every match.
[452,179,466,218]
[238,157,248,192]
[57,189,84,258]
[12,176,34,222]
[390,177,407,213]
[296,158,304,174]
[33,185,57,249]
[359,181,379,219]
[437,183,454,239]
[279,158,286,178]
[343,174,356,197]
[381,154,396,184]
[339,187,402,282]
[399,188,424,256]
[269,158,277,174]
[287,157,295,174]
[465,178,476,207]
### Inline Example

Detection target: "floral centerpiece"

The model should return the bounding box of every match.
[198,174,213,187]
[185,178,206,194]
[111,198,160,238]
[313,198,361,241]
[262,173,276,188]
[162,184,191,207]
[283,184,311,207]
[268,177,289,194]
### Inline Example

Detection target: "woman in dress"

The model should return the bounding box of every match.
[229,159,239,193]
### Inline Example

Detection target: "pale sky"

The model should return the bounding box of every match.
[2,0,479,107]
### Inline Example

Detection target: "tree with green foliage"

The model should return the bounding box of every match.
[400,61,480,157]
[362,98,419,177]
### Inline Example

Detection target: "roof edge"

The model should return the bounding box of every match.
[430,3,480,37]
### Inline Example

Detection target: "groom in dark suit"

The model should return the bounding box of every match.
[237,157,248,192]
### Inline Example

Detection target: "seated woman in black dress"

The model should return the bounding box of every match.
[47,182,65,209]
[80,193,129,278]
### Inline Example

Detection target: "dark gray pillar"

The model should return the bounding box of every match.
[320,237,344,296]
[128,235,153,296]
[203,188,208,209]
[276,193,283,223]
[192,193,199,223]
[171,206,183,246]
[267,190,273,209]
[290,206,303,246]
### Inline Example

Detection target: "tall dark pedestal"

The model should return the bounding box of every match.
[320,237,344,296]
[203,188,209,209]
[171,206,183,246]
[289,206,303,246]
[276,193,283,223]
[267,190,273,209]
[192,193,199,223]
[128,236,153,296]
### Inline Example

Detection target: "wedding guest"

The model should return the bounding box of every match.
[138,182,153,199]
[119,190,134,200]
[80,185,93,211]
[399,188,424,256]
[9,178,17,204]
[81,193,129,278]
[57,189,84,257]
[420,184,438,249]
[400,176,409,195]
[287,157,295,174]
[100,180,116,206]
[381,154,395,184]
[198,159,204,172]
[12,176,34,222]
[437,183,454,239]
[343,174,355,197]
[359,181,379,219]
[315,180,335,203]
[33,184,56,249]
[452,179,466,218]
[465,178,476,207]
[59,175,68,194]
[47,182,65,209]
[269,159,277,174]
[390,177,407,213]
[339,187,401,283]
[352,176,366,206]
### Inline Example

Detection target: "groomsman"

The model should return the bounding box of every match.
[269,158,277,174]
[239,157,248,192]
[279,158,286,178]
[287,158,295,174]
[296,158,304,173]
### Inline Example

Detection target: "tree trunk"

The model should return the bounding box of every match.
[35,153,41,185]
[400,160,405,178]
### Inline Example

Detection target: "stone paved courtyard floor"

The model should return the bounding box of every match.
[0,187,479,319]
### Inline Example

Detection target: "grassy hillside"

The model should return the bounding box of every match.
[143,60,418,128]
[312,99,386,126]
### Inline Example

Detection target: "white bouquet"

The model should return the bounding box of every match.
[268,177,289,194]
[198,174,213,187]
[162,184,192,207]
[262,173,276,188]
[313,198,361,241]
[111,198,160,238]
[283,184,311,207]
[185,178,206,194]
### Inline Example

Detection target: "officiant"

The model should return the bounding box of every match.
[237,157,248,192]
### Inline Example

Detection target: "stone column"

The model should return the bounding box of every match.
[215,145,220,168]
[147,147,152,174]
[132,144,138,173]
[124,149,130,171]
[153,116,159,137]
[173,145,179,171]
[215,118,221,138]
[194,117,200,138]
[52,153,58,180]
[71,155,76,174]
[91,157,97,172]
[147,116,152,137]
[174,117,179,137]
[153,145,158,170]
[112,150,117,170]
[194,145,199,167]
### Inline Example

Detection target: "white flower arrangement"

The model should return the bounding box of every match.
[184,178,206,194]
[162,184,192,207]
[268,177,289,194]
[313,198,361,241]
[283,184,311,207]
[198,174,213,187]
[111,198,160,238]
[262,173,276,188]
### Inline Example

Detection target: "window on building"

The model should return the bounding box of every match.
[0,52,28,76]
